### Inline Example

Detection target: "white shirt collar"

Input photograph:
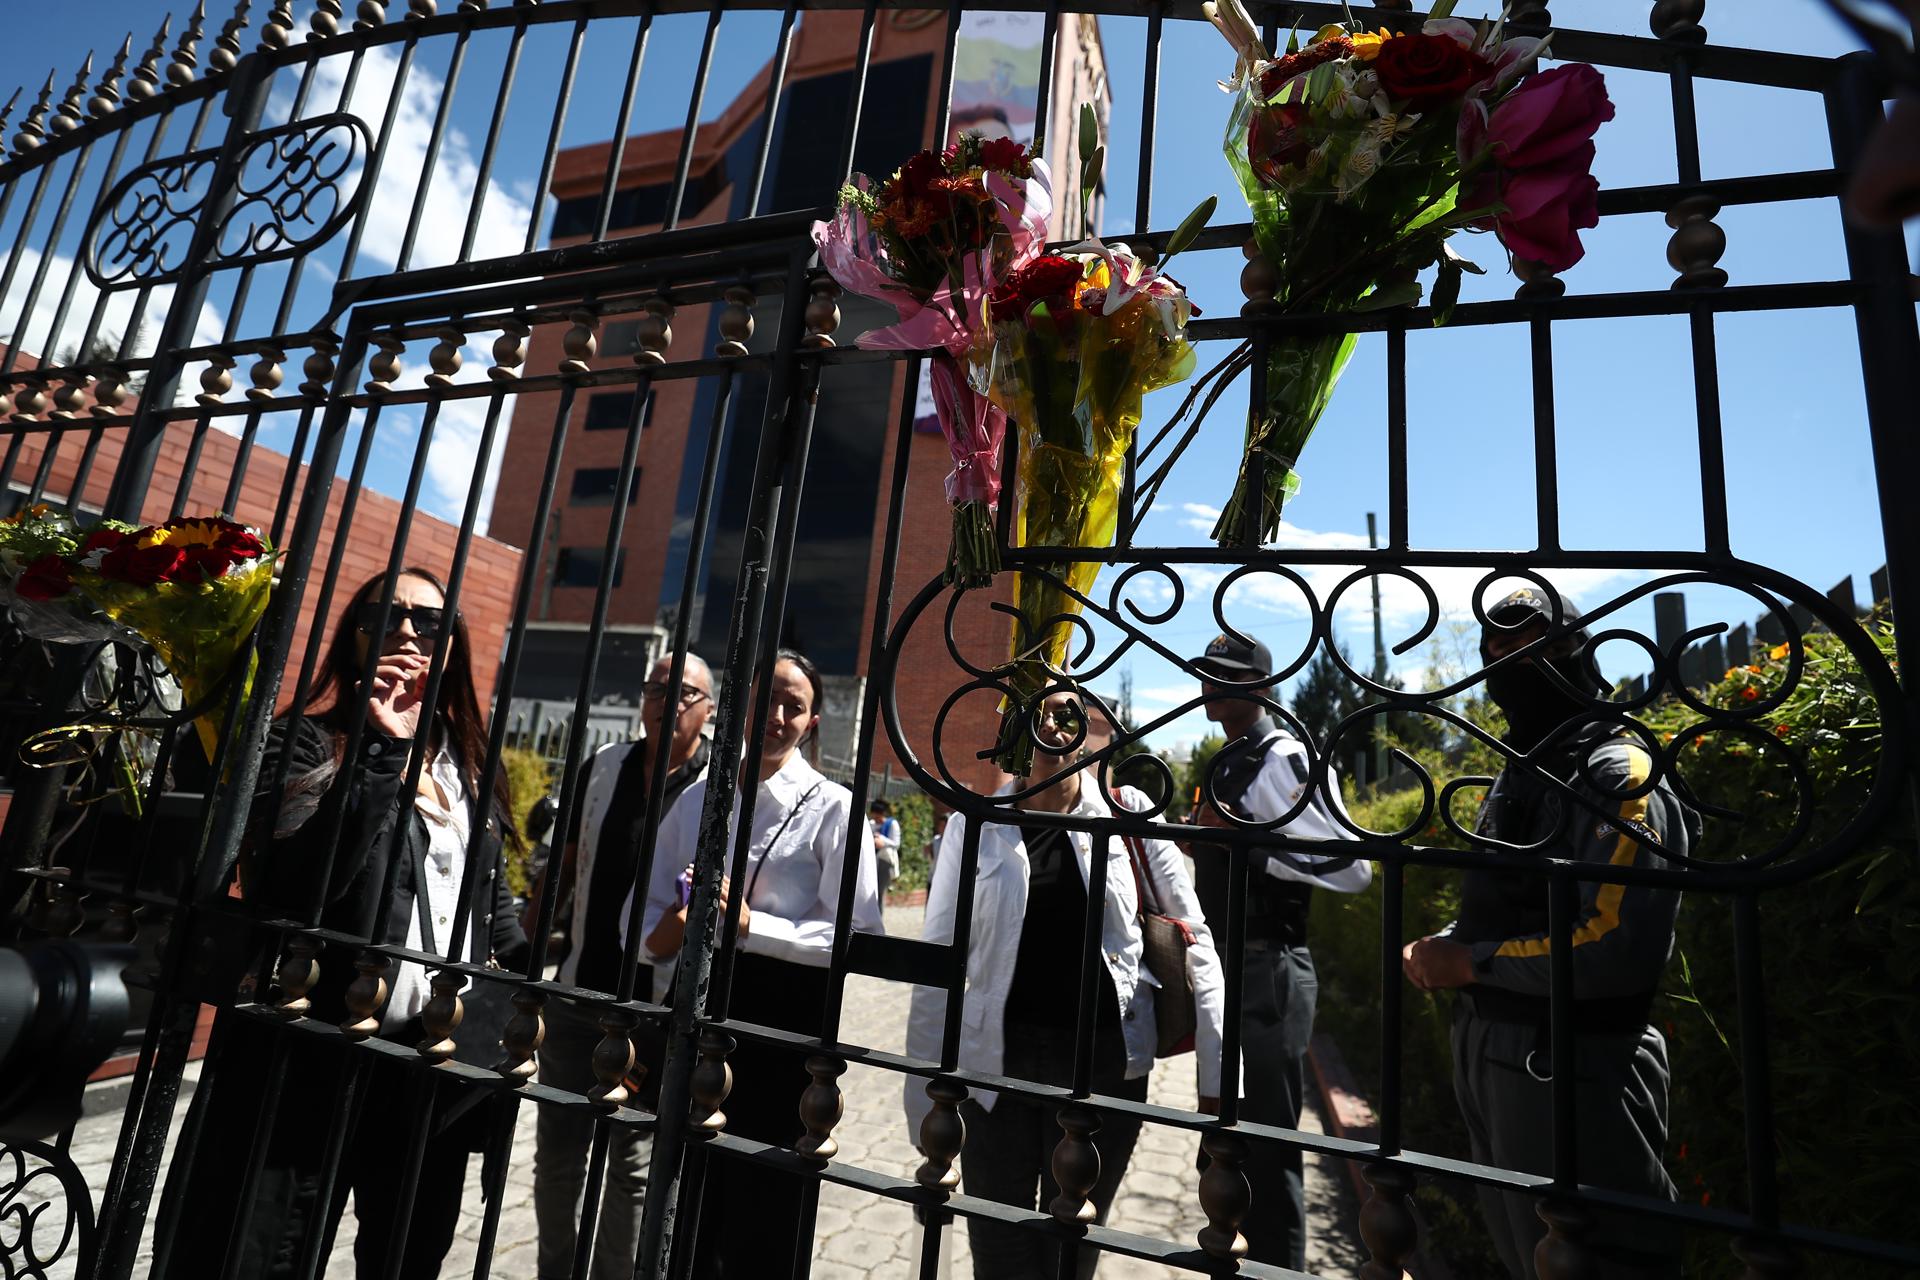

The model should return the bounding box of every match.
[991,773,1114,822]
[761,751,823,804]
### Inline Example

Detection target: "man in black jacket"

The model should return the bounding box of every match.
[532,651,712,1280]
[1402,589,1695,1279]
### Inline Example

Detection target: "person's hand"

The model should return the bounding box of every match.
[715,875,751,939]
[367,653,429,738]
[1402,936,1475,991]
[1197,1095,1221,1116]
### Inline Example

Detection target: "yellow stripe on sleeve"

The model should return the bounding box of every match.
[1494,746,1653,960]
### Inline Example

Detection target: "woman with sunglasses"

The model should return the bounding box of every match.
[630,647,884,1277]
[904,688,1225,1280]
[167,567,526,1278]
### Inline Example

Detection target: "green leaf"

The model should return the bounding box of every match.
[1444,242,1486,275]
[1354,279,1423,311]
[1161,194,1218,265]
[1431,258,1463,327]
[1285,26,1300,55]
[1079,103,1099,173]
[1430,0,1458,19]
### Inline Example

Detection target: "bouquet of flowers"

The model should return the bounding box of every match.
[813,133,1053,585]
[1204,0,1614,545]
[982,111,1212,774]
[0,507,277,762]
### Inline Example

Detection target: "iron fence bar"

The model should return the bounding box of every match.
[68,424,106,508]
[221,407,266,512]
[29,140,108,370]
[1135,0,1160,236]
[1069,828,1109,1095]
[260,401,386,871]
[619,368,740,1002]
[25,425,68,505]
[1529,313,1559,553]
[832,1,879,192]
[395,30,472,273]
[663,7,726,234]
[591,12,656,245]
[640,254,813,1278]
[1385,324,1408,551]
[1030,0,1061,154]
[932,0,964,142]
[1547,872,1577,1189]
[1688,307,1731,556]
[267,48,368,333]
[146,1000,240,1275]
[523,16,587,255]
[821,352,920,1038]
[1731,891,1779,1233]
[937,817,984,1066]
[378,1069,442,1280]
[170,414,215,517]
[1376,859,1403,1156]
[536,373,656,1280]
[0,163,61,376]
[458,17,526,264]
[1825,52,1920,838]
[334,36,420,282]
[743,5,800,217]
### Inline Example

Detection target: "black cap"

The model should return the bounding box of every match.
[1191,631,1273,681]
[1485,585,1584,630]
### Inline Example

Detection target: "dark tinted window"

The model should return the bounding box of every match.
[584,391,652,431]
[570,467,643,506]
[761,56,933,215]
[551,165,731,238]
[554,546,627,588]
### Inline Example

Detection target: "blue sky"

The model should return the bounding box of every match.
[1,1,1907,754]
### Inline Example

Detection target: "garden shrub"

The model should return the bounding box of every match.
[1321,620,1913,1276]
[889,791,935,894]
[500,746,553,899]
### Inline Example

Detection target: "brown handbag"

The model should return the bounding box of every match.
[1123,834,1199,1057]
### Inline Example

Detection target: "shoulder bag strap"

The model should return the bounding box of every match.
[744,782,824,902]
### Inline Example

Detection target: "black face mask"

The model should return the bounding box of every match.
[1483,652,1594,751]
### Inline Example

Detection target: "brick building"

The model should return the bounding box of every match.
[488,10,1110,795]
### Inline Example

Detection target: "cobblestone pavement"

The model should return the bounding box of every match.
[59,905,1365,1278]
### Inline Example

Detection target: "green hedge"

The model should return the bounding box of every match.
[1324,620,1915,1276]
[890,791,935,894]
[500,746,553,899]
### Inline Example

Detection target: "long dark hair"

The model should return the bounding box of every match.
[300,567,516,841]
[775,647,825,765]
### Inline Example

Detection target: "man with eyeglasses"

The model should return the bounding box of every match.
[1184,632,1370,1270]
[531,652,713,1280]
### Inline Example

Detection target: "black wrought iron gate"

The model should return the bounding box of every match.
[0,2,1915,1279]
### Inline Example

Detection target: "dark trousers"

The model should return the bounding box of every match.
[161,1012,483,1279]
[1218,943,1316,1271]
[959,1022,1149,1280]
[534,1001,653,1280]
[1451,1009,1681,1279]
[680,950,831,1279]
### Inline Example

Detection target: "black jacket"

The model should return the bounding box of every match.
[251,715,528,1027]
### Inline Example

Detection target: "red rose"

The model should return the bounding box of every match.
[1248,101,1314,184]
[15,554,73,601]
[978,136,1031,177]
[989,255,1086,320]
[80,527,128,556]
[1374,33,1491,109]
[1492,146,1602,271]
[100,537,186,586]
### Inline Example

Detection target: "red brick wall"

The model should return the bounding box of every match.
[8,418,523,708]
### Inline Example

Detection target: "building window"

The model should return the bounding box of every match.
[554,546,626,588]
[583,390,653,431]
[570,466,643,506]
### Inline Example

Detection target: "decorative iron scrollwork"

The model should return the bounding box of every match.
[0,1138,95,1279]
[881,557,1905,891]
[84,112,370,289]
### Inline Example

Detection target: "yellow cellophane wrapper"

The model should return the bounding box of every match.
[78,557,275,764]
[986,286,1195,774]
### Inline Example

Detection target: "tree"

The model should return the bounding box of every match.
[1291,635,1365,758]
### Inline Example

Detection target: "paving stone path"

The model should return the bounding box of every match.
[59,905,1366,1278]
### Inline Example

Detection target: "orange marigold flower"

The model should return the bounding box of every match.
[1769,642,1791,661]
[1747,664,1763,675]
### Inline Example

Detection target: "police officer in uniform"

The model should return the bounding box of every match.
[1402,589,1695,1279]
[1186,633,1370,1269]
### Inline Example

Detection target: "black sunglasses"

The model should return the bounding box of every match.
[354,602,453,639]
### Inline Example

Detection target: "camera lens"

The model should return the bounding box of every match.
[0,940,135,1141]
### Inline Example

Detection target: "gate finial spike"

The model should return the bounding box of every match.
[90,37,133,118]
[168,0,207,86]
[128,17,171,100]
[51,54,92,134]
[14,74,55,153]
[211,0,253,73]
[0,90,19,161]
[261,0,296,49]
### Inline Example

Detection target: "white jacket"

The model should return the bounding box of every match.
[903,783,1226,1139]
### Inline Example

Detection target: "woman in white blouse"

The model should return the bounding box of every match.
[904,689,1225,1279]
[633,647,882,1277]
